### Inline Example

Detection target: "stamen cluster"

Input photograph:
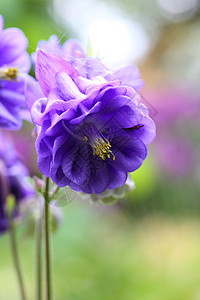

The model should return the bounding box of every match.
[0,67,18,80]
[92,137,114,161]
[82,123,115,161]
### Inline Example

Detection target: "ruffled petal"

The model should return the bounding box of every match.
[109,64,144,91]
[127,115,156,145]
[62,142,91,186]
[36,50,78,96]
[31,97,47,125]
[52,134,68,166]
[69,101,102,125]
[37,155,52,177]
[106,165,127,189]
[111,134,147,172]
[68,181,82,192]
[56,72,85,100]
[80,167,110,194]
[50,165,71,187]
[36,137,52,159]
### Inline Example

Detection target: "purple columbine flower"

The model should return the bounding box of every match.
[0,132,34,234]
[26,40,156,194]
[0,15,31,130]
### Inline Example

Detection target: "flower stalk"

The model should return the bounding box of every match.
[9,218,27,300]
[43,177,53,300]
[35,212,42,300]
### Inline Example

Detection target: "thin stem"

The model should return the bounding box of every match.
[43,177,52,300]
[35,212,42,300]
[9,219,27,300]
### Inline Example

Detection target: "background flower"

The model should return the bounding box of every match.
[144,85,200,177]
[0,131,34,234]
[0,15,31,130]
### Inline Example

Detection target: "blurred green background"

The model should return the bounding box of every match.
[1,0,200,299]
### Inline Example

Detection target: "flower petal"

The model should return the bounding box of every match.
[111,134,147,172]
[31,97,47,125]
[35,50,78,96]
[25,76,44,110]
[50,165,71,187]
[106,165,127,190]
[56,72,85,100]
[0,88,25,106]
[0,28,28,65]
[80,167,110,194]
[0,15,4,32]
[0,102,22,129]
[37,155,52,177]
[128,115,156,145]
[110,64,144,91]
[62,142,91,186]
[10,52,31,73]
[62,39,85,58]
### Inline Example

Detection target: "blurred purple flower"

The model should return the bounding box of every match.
[4,131,38,175]
[145,86,200,177]
[26,40,156,194]
[0,15,31,130]
[0,132,34,234]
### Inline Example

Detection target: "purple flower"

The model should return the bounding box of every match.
[26,40,156,194]
[0,132,34,234]
[0,15,31,130]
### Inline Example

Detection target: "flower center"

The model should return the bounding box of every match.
[81,123,115,161]
[0,67,19,80]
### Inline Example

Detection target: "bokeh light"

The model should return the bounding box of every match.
[53,0,152,66]
[158,0,199,22]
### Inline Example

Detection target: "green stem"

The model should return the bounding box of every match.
[35,212,42,300]
[43,177,52,300]
[9,219,27,300]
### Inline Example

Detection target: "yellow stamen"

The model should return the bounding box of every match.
[81,123,115,161]
[90,137,115,161]
[0,67,19,80]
